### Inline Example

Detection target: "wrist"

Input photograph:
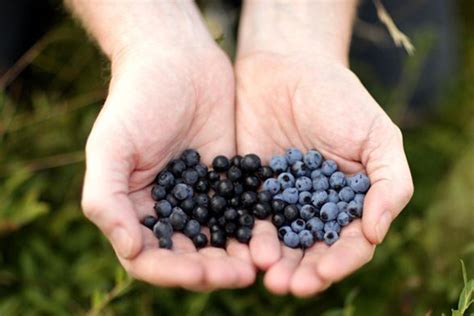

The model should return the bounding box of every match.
[68,0,216,61]
[237,0,358,65]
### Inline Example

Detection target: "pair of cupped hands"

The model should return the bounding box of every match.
[81,38,413,296]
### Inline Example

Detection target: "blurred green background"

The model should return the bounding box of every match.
[0,1,473,315]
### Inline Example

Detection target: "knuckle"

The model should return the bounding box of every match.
[81,195,103,222]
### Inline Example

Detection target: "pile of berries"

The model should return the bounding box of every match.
[144,149,274,249]
[143,148,370,250]
[265,149,370,248]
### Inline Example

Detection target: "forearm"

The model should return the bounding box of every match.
[238,0,358,64]
[65,0,214,60]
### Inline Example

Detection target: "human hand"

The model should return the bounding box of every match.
[78,2,255,290]
[235,51,413,296]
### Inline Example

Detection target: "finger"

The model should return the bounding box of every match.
[198,247,240,288]
[249,220,281,270]
[362,125,414,243]
[226,239,256,287]
[316,220,375,282]
[121,249,205,288]
[289,242,331,297]
[263,246,303,295]
[82,130,142,260]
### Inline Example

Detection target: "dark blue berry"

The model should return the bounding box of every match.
[284,204,299,221]
[172,183,193,200]
[193,233,208,248]
[181,149,200,167]
[252,202,271,219]
[243,175,260,190]
[239,213,255,228]
[142,215,157,230]
[210,195,227,213]
[236,226,252,243]
[225,222,237,236]
[272,213,286,227]
[271,199,287,213]
[169,208,188,230]
[194,179,210,193]
[212,155,230,172]
[193,206,210,224]
[224,207,238,222]
[207,170,220,183]
[216,179,234,198]
[230,155,243,167]
[159,236,173,249]
[169,159,187,177]
[258,190,273,203]
[241,191,257,207]
[278,225,292,240]
[194,193,209,207]
[183,219,201,238]
[182,168,199,185]
[241,154,261,172]
[154,200,172,217]
[151,185,167,201]
[210,230,226,248]
[157,171,175,189]
[257,166,274,180]
[194,163,208,178]
[165,193,178,207]
[153,220,173,238]
[227,166,242,181]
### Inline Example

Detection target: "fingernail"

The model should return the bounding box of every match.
[111,227,133,258]
[375,211,392,243]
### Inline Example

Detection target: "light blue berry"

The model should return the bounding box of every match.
[315,230,325,241]
[329,171,346,189]
[291,161,308,177]
[306,217,324,233]
[310,169,322,179]
[277,172,295,189]
[298,191,313,205]
[311,190,328,208]
[339,186,355,202]
[283,231,300,248]
[299,205,316,220]
[270,155,288,174]
[321,160,338,176]
[263,178,281,195]
[354,193,366,204]
[337,211,351,226]
[320,202,339,222]
[347,200,363,218]
[282,187,299,204]
[348,172,371,193]
[324,230,339,245]
[328,189,340,203]
[312,175,329,191]
[278,225,292,240]
[337,201,348,213]
[304,150,323,169]
[285,148,304,165]
[324,220,341,234]
[299,230,315,248]
[295,176,312,191]
[291,219,306,233]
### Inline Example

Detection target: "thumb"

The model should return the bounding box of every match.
[81,128,143,259]
[362,126,414,244]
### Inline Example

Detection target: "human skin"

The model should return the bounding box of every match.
[236,0,414,296]
[67,0,255,290]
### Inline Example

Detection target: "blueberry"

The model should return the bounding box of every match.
[311,190,328,208]
[349,172,371,193]
[282,187,299,204]
[278,225,292,240]
[181,169,198,185]
[212,155,231,172]
[238,213,255,228]
[210,224,221,233]
[153,220,173,238]
[338,186,355,202]
[216,179,234,198]
[233,182,244,195]
[169,208,188,230]
[320,202,339,222]
[154,200,172,217]
[258,190,273,203]
[347,201,363,218]
[228,196,240,207]
[236,208,249,217]
[257,166,274,180]
[194,179,210,193]
[263,178,281,195]
[230,155,243,167]
[210,195,226,213]
[241,191,257,207]
[210,230,226,248]
[324,220,341,234]
[151,185,167,201]
[224,207,238,222]
[271,199,287,213]
[183,219,201,238]
[158,236,173,249]
[315,230,325,241]
[165,193,179,207]
[273,193,284,201]
[298,191,313,205]
[310,169,322,179]
[291,219,306,233]
[272,213,286,227]
[290,161,308,177]
[192,233,208,248]
[227,166,242,181]
[270,155,288,174]
[295,176,312,192]
[337,201,348,213]
[299,205,317,220]
[328,189,340,203]
[285,148,304,165]
[304,150,323,169]
[169,159,187,177]
[299,230,314,248]
[241,154,261,172]
[252,202,272,219]
[207,170,220,183]
[194,193,209,207]
[157,171,175,189]
[236,226,252,243]
[306,217,324,233]
[283,231,300,248]
[172,183,193,200]
[208,217,218,227]
[312,175,329,191]
[337,211,351,226]
[142,215,157,230]
[181,149,200,167]
[225,222,237,236]
[283,204,299,221]
[323,230,339,245]
[329,171,346,189]
[193,206,210,224]
[321,160,338,176]
[243,175,260,191]
[354,193,366,205]
[194,163,208,178]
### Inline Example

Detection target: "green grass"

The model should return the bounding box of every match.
[0,2,473,315]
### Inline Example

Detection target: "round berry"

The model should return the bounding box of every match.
[290,161,308,177]
[278,172,295,189]
[181,149,200,167]
[172,183,193,200]
[337,211,351,226]
[212,155,230,172]
[225,222,237,236]
[354,193,366,205]
[241,191,258,207]
[157,171,175,189]
[348,172,371,193]
[233,182,244,195]
[142,215,157,230]
[270,155,288,174]
[299,205,316,220]
[194,193,209,207]
[238,213,255,228]
[257,166,274,180]
[306,217,324,233]
[216,179,234,198]
[183,219,201,238]
[347,200,363,218]
[311,190,328,208]
[194,163,208,178]
[194,179,210,193]
[320,202,339,222]
[312,175,329,191]
[165,193,178,207]
[272,213,286,227]
[304,150,323,169]
[180,198,195,214]
[153,220,173,238]
[329,171,346,189]
[210,195,227,214]
[228,196,240,207]
[299,230,314,249]
[283,204,299,221]
[337,201,348,213]
[224,207,238,222]
[339,186,355,202]
[321,160,338,176]
[192,233,208,248]
[324,220,341,234]
[227,166,242,181]
[283,231,300,248]
[263,178,281,195]
[241,154,261,172]
[271,199,287,214]
[193,206,209,224]
[278,225,292,239]
[298,191,312,205]
[154,200,172,217]
[324,230,339,245]
[243,175,260,190]
[210,230,226,248]
[207,170,220,183]
[169,208,188,231]
[169,159,187,177]
[151,185,167,201]
[295,176,312,192]
[252,202,271,219]
[257,190,273,203]
[291,219,306,233]
[285,148,304,165]
[230,155,243,167]
[282,187,299,204]
[158,236,173,249]
[236,226,252,243]
[182,168,199,185]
